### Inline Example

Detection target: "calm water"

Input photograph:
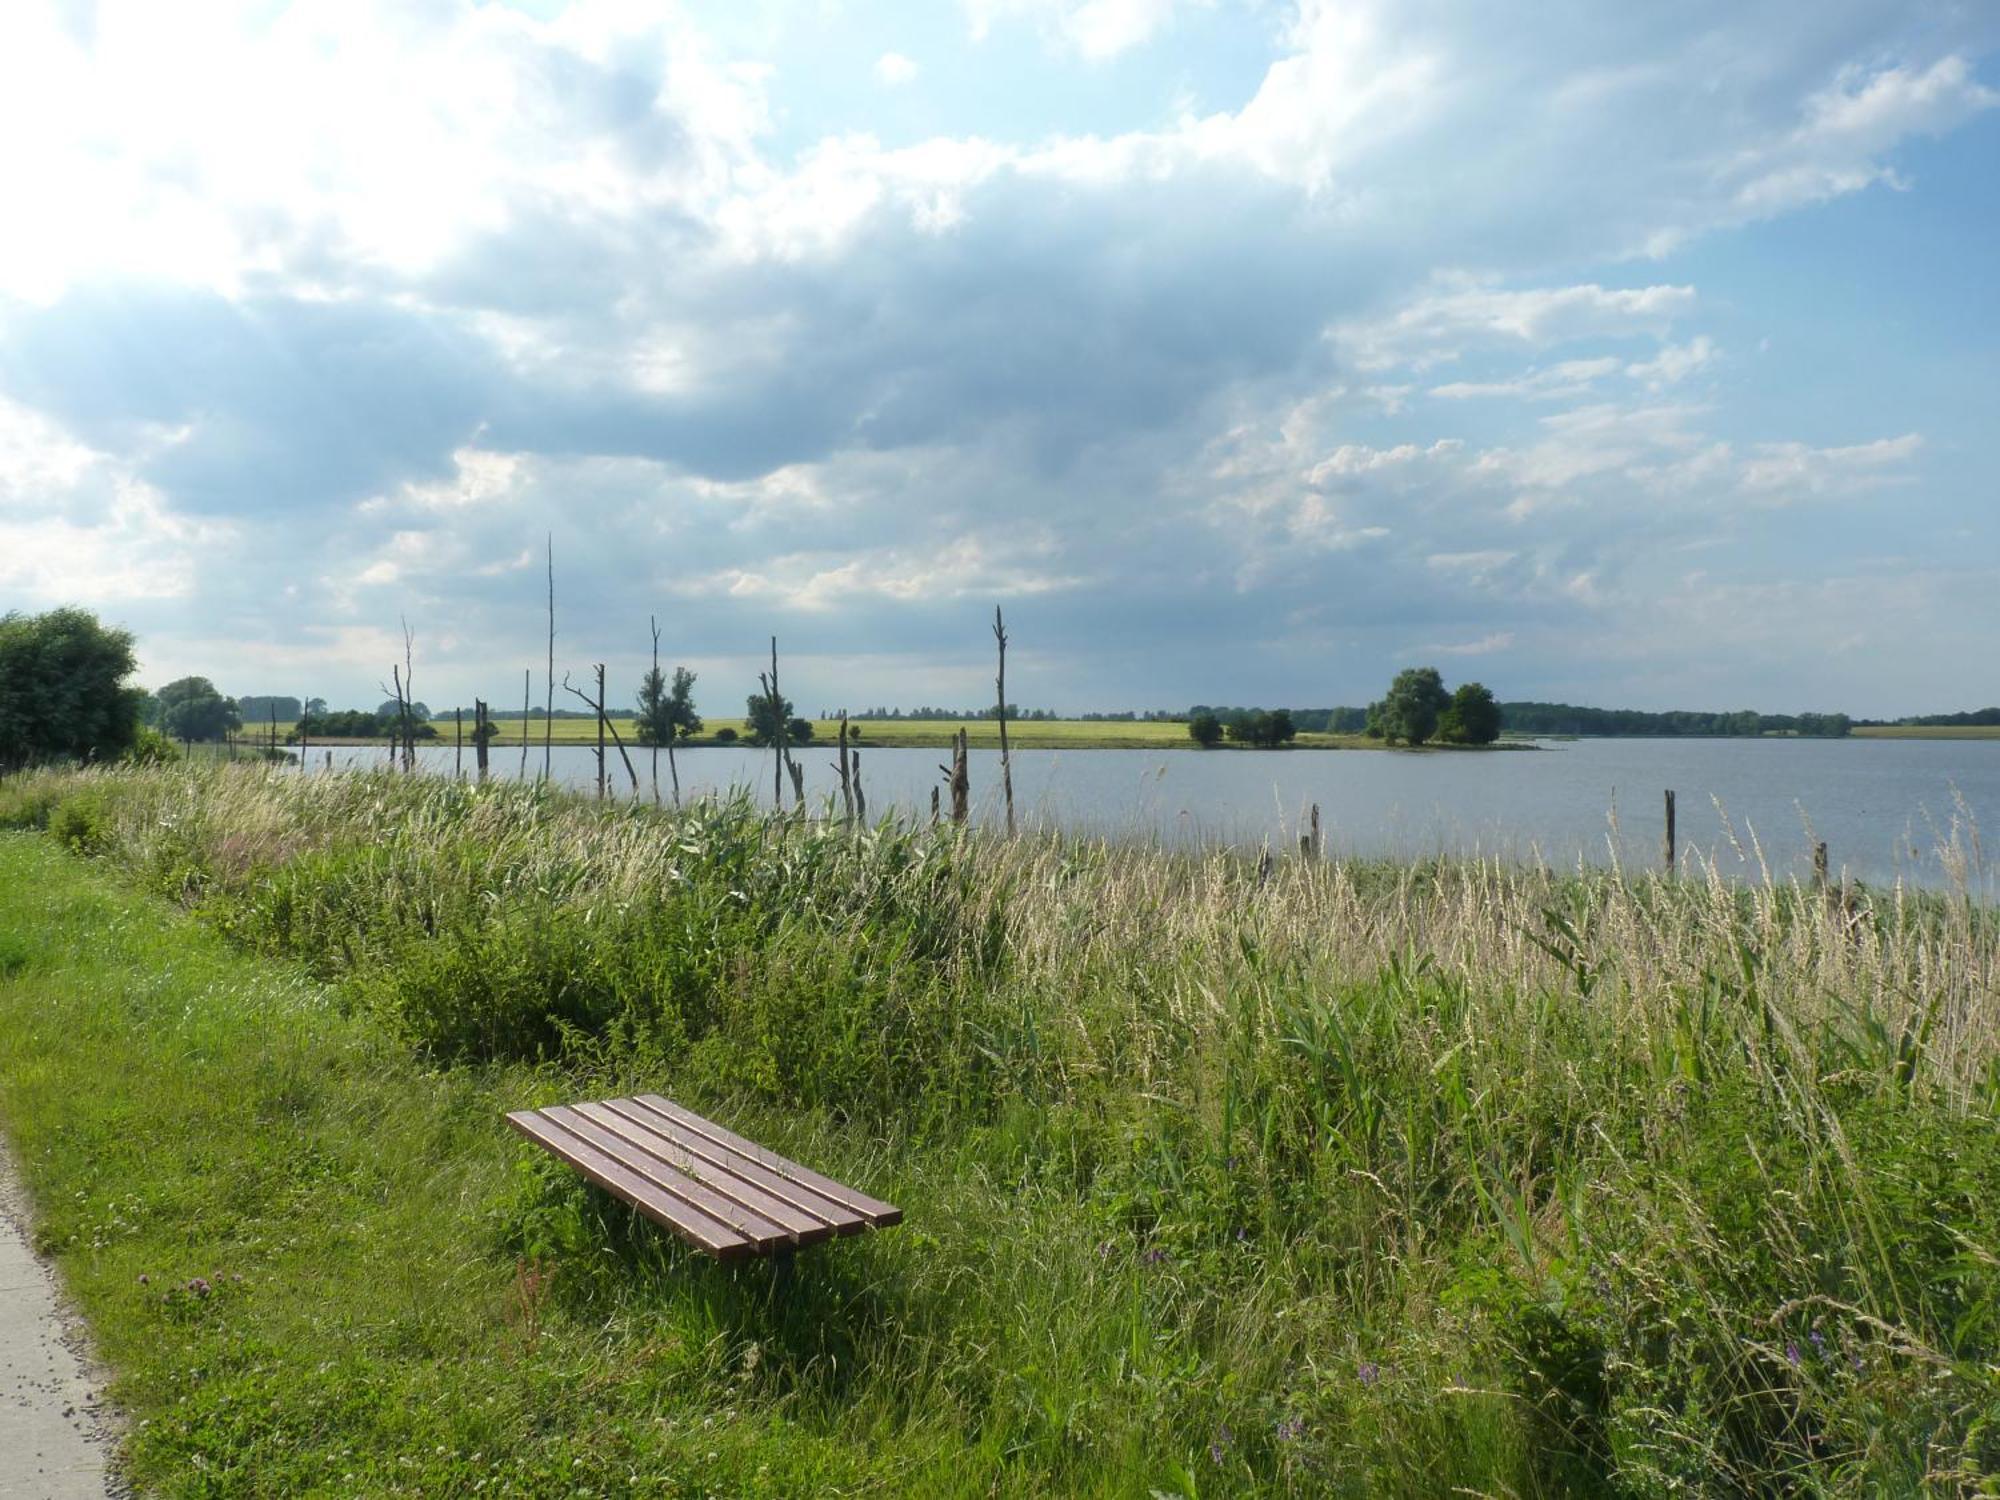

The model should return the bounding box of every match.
[302,737,1997,891]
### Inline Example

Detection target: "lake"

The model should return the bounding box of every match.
[300,737,1996,892]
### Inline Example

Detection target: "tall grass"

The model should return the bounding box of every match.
[2,761,1997,1495]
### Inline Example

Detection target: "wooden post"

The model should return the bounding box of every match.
[269,701,278,756]
[852,749,866,824]
[930,785,940,826]
[837,712,853,823]
[1663,789,1676,873]
[948,728,970,825]
[1814,841,1829,891]
[298,693,309,772]
[994,606,1015,836]
[454,706,463,779]
[475,699,490,782]
[786,755,805,807]
[520,668,531,780]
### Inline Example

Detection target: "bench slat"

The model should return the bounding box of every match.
[570,1101,839,1246]
[504,1110,757,1260]
[601,1099,865,1235]
[634,1094,903,1227]
[542,1106,795,1251]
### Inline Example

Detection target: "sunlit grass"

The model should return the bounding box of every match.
[0,762,1996,1495]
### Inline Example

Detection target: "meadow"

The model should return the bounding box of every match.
[0,762,1996,1495]
[292,717,1378,751]
[1852,725,2000,740]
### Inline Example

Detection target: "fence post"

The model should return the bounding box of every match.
[1663,789,1676,873]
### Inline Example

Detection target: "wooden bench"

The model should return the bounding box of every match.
[505,1094,901,1261]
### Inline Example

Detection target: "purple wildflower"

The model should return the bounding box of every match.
[1785,1341,1801,1368]
[1209,1426,1232,1464]
[1275,1417,1305,1443]
[1809,1328,1825,1356]
[1144,1246,1168,1265]
[1357,1361,1380,1386]
[1234,1227,1249,1243]
[189,1278,211,1298]
[1096,1240,1114,1260]
[136,1274,149,1286]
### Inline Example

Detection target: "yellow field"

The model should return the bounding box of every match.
[395,717,1380,751]
[1851,725,2000,740]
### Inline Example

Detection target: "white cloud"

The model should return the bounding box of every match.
[1430,357,1622,402]
[1336,283,1696,371]
[1419,631,1513,657]
[0,398,226,603]
[1730,55,1998,218]
[1740,433,1923,500]
[875,51,920,85]
[1307,438,1461,484]
[1625,336,1715,390]
[962,0,1182,59]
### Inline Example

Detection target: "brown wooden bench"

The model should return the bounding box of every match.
[505,1094,901,1261]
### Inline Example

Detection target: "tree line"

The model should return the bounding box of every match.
[1499,702,1852,737]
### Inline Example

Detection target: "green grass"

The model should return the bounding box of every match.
[370,718,1380,751]
[1852,724,2000,740]
[274,713,1502,751]
[1,764,1997,1495]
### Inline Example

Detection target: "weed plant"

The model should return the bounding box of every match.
[0,762,1996,1495]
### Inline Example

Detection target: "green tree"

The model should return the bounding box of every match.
[637,667,702,747]
[744,688,796,747]
[0,607,145,769]
[1189,712,1223,747]
[1225,710,1268,746]
[1222,709,1297,748]
[1377,667,1451,745]
[157,677,241,742]
[1439,682,1501,744]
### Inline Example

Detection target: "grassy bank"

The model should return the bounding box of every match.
[1,764,1997,1495]
[1853,725,2000,741]
[287,717,1385,752]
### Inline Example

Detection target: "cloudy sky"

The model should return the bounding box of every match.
[2,0,1995,718]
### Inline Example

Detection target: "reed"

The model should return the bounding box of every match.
[1,760,1996,1494]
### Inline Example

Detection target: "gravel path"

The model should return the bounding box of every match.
[0,1141,123,1498]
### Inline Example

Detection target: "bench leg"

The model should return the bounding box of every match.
[769,1246,796,1300]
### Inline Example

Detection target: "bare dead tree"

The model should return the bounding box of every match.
[383,665,410,773]
[666,710,681,807]
[520,668,530,780]
[994,606,1015,836]
[544,535,555,782]
[852,748,866,824]
[939,728,969,826]
[834,711,853,823]
[561,667,638,798]
[648,615,661,806]
[766,635,784,808]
